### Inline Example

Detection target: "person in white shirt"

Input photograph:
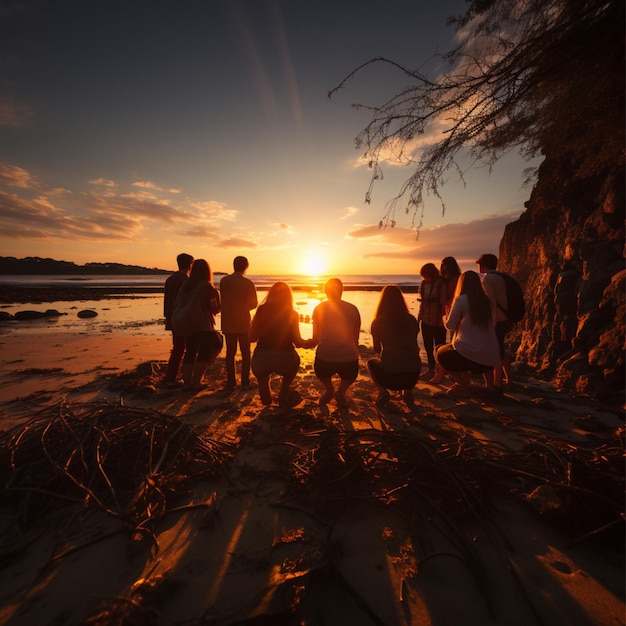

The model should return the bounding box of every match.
[310,278,361,407]
[435,271,501,393]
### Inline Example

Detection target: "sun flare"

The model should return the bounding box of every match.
[299,250,328,277]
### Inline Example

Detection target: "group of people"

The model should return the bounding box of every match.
[162,251,515,404]
[418,254,513,393]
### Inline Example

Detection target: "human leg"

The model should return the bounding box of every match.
[251,349,276,405]
[421,324,436,373]
[367,358,390,405]
[239,332,252,386]
[276,351,301,407]
[191,332,221,389]
[164,331,186,384]
[336,360,359,406]
[224,333,238,388]
[182,334,200,389]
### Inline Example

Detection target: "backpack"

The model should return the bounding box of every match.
[171,285,205,337]
[493,271,525,323]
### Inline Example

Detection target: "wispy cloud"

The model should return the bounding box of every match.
[0,163,241,242]
[217,237,258,249]
[0,162,33,188]
[352,211,522,269]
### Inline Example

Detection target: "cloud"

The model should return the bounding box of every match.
[217,237,258,249]
[0,96,34,127]
[88,178,117,188]
[0,163,236,243]
[191,200,238,221]
[132,180,162,190]
[341,206,359,220]
[358,211,522,269]
[0,162,32,188]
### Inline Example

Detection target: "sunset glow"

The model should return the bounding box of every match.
[0,2,537,275]
[298,250,328,278]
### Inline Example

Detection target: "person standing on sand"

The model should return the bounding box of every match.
[435,271,500,394]
[219,256,258,390]
[310,278,361,407]
[368,285,421,408]
[417,263,446,382]
[163,253,194,387]
[176,259,222,390]
[476,253,512,389]
[249,282,310,408]
[430,255,463,384]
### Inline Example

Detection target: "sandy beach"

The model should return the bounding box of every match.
[0,315,624,625]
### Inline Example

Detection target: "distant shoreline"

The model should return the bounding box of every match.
[0,282,419,304]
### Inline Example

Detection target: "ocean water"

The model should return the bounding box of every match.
[0,273,420,290]
[0,274,423,349]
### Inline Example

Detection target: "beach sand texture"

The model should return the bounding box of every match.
[0,328,624,625]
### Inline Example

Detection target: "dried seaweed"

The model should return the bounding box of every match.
[0,400,234,537]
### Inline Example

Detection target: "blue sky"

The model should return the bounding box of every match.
[0,0,538,275]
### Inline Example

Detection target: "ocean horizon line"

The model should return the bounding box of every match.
[0,272,422,295]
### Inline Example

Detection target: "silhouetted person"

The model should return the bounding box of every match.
[310,278,361,407]
[219,256,258,389]
[418,263,446,381]
[249,282,310,407]
[175,259,221,390]
[368,285,421,408]
[435,271,500,393]
[430,256,462,384]
[163,253,193,387]
[476,253,512,388]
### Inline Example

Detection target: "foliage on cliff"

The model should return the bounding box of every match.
[331,0,624,230]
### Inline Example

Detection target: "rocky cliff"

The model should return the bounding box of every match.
[498,158,624,404]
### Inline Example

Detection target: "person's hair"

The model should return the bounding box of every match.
[324,278,343,299]
[187,259,211,286]
[440,256,461,279]
[375,285,409,319]
[420,262,440,281]
[233,256,249,272]
[455,271,492,328]
[177,258,211,301]
[262,281,294,314]
[476,253,498,270]
[177,253,194,271]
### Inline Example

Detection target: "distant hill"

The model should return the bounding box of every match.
[0,257,171,275]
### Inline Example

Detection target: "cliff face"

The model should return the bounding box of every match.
[498,158,624,404]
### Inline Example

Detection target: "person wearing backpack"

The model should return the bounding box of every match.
[476,253,515,389]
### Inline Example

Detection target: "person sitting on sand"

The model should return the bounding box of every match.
[418,263,446,382]
[310,278,361,407]
[249,281,310,407]
[163,252,194,387]
[367,285,421,407]
[219,255,258,390]
[435,270,501,394]
[175,259,222,390]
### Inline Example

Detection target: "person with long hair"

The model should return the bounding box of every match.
[176,259,222,390]
[417,263,446,381]
[435,271,501,393]
[440,256,462,315]
[249,281,310,407]
[367,285,421,407]
[430,256,463,384]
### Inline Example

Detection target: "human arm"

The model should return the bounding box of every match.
[371,318,382,354]
[444,296,463,332]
